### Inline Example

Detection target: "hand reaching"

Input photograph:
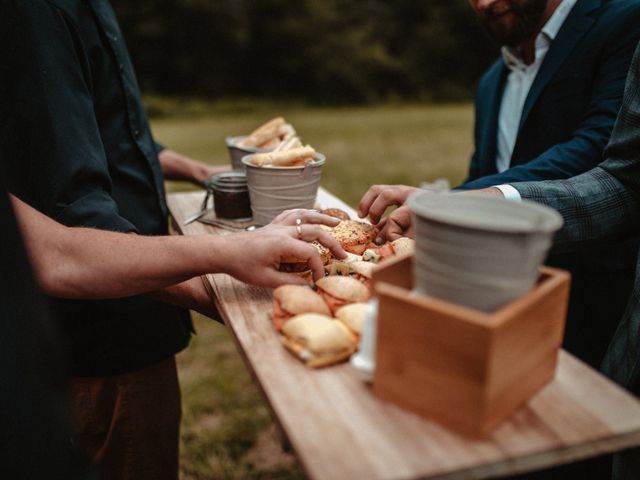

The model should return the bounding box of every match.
[358,184,419,224]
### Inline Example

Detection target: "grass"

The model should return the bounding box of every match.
[152,101,474,479]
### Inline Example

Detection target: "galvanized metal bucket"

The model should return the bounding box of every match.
[241,153,325,225]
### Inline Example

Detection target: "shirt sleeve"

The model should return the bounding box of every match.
[494,184,522,201]
[4,1,137,232]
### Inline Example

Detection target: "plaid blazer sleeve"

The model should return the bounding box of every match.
[511,41,640,251]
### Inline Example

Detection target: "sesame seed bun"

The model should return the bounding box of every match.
[323,220,377,255]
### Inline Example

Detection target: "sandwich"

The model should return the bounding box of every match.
[326,251,363,276]
[335,302,368,339]
[323,220,377,255]
[390,237,415,256]
[321,208,350,221]
[279,241,331,283]
[281,313,357,368]
[349,261,376,288]
[315,276,371,314]
[272,285,331,331]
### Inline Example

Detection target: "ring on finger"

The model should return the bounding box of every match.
[295,217,303,226]
[296,224,303,239]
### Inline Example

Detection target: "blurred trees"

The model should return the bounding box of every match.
[112,0,498,104]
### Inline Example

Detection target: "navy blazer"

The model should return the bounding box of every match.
[461,0,640,190]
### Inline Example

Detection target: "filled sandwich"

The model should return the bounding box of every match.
[281,313,357,368]
[272,285,331,331]
[335,303,368,340]
[315,276,371,314]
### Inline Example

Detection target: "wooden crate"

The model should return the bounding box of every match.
[372,253,571,437]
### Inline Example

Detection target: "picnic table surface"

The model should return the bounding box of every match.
[168,188,640,480]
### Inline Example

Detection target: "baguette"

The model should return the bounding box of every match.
[250,145,316,167]
[239,117,285,147]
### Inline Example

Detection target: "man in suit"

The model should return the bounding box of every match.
[361,40,640,479]
[359,0,640,369]
[494,39,640,480]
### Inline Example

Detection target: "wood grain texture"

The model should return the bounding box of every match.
[168,190,640,480]
[373,257,570,436]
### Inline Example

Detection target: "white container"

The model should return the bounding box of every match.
[241,153,325,225]
[408,192,563,312]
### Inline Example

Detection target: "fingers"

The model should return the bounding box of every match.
[278,239,325,280]
[298,211,340,227]
[296,225,346,259]
[259,269,308,288]
[270,209,341,227]
[384,221,406,241]
[358,185,386,219]
[367,190,401,225]
[374,217,387,244]
[378,206,413,242]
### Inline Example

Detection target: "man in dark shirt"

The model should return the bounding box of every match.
[1,1,227,478]
[0,186,96,480]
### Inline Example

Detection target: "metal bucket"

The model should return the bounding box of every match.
[225,136,273,170]
[241,153,325,225]
[408,192,563,312]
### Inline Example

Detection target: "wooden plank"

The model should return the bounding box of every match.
[168,190,640,480]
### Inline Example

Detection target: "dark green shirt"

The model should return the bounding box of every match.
[1,0,192,376]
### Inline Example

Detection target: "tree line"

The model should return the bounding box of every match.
[112,0,499,104]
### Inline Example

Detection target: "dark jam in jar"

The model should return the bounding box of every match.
[206,172,252,220]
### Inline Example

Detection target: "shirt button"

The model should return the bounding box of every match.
[133,129,140,138]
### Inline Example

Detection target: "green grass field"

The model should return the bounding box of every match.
[151,102,474,479]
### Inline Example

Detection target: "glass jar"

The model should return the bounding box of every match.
[205,172,252,220]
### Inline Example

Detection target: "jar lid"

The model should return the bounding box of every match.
[206,172,248,192]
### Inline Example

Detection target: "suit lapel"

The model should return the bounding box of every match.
[517,0,601,133]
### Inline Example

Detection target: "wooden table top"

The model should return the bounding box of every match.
[168,189,640,480]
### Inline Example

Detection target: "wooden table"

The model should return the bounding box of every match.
[168,189,640,480]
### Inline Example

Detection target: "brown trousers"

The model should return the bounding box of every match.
[69,357,181,480]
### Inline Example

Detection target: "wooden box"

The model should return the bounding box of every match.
[372,254,570,437]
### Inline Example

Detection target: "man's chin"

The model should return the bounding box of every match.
[485,21,530,48]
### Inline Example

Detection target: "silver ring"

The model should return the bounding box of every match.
[296,224,303,239]
[295,217,303,226]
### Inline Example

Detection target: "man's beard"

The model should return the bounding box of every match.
[479,0,548,47]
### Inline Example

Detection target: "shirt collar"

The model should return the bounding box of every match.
[501,0,578,69]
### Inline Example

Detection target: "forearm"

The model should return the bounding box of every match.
[158,148,228,185]
[46,233,226,299]
[12,195,231,298]
[512,167,640,249]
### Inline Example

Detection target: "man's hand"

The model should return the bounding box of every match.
[358,184,420,224]
[220,224,346,287]
[269,208,341,229]
[374,205,414,242]
[158,148,230,186]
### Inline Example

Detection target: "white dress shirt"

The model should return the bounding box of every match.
[495,0,578,201]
